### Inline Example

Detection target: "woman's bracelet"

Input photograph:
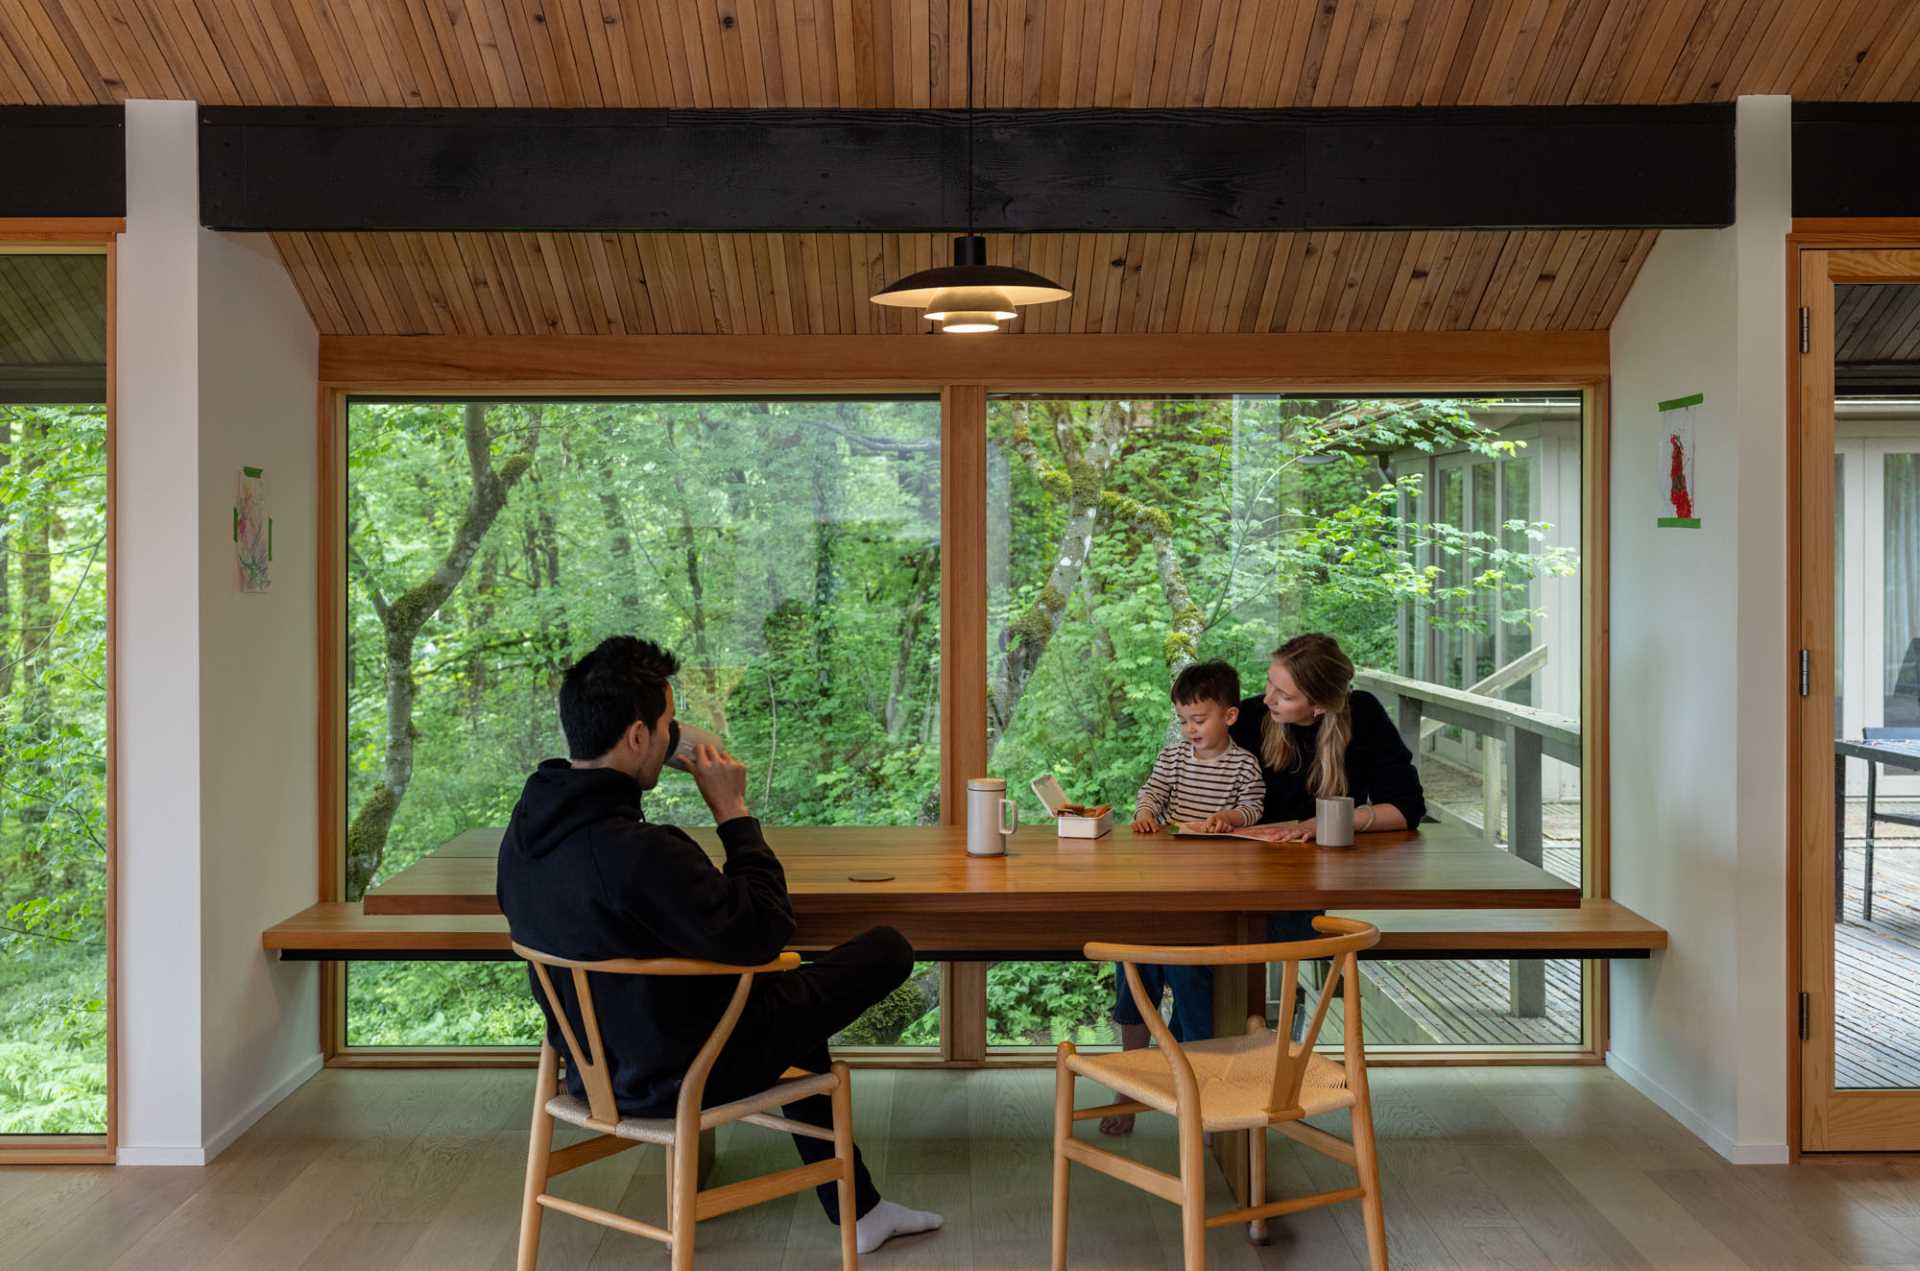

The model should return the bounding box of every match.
[1360,804,1377,832]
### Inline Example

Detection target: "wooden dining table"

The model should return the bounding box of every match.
[366,820,1576,1204]
[365,821,1580,954]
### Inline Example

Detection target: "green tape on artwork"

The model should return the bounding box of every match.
[242,465,263,478]
[1657,517,1701,528]
[231,507,238,542]
[268,518,273,562]
[1657,393,1704,412]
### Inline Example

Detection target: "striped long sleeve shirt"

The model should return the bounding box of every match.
[1134,741,1265,827]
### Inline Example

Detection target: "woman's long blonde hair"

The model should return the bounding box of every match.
[1259,633,1355,800]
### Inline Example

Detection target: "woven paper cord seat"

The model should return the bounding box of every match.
[1068,1029,1354,1131]
[545,1069,839,1143]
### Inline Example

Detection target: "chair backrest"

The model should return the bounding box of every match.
[511,942,800,1128]
[1085,916,1381,1120]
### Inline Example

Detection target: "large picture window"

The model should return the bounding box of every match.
[983,393,1587,1051]
[0,252,110,1132]
[342,396,943,1049]
[334,384,1596,1060]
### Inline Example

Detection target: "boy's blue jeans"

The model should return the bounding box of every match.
[1111,962,1214,1042]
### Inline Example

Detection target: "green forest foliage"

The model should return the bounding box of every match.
[0,403,109,1133]
[341,395,1569,1050]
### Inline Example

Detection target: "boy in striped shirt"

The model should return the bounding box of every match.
[1102,661,1265,1137]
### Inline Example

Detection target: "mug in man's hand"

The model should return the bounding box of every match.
[665,722,725,772]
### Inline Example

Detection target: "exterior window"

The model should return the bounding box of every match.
[0,253,110,1132]
[342,397,942,1049]
[985,394,1586,1052]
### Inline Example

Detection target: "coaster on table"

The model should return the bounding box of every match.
[847,871,895,882]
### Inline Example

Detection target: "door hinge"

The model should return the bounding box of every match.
[1799,991,1810,1042]
[1799,648,1811,697]
[1799,306,1811,354]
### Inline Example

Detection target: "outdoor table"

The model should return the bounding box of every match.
[1833,737,1920,921]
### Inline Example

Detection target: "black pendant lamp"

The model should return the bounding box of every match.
[869,4,1069,332]
[871,233,1070,333]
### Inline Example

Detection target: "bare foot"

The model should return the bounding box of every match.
[1098,1112,1136,1136]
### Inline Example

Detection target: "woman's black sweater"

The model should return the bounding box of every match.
[1227,689,1427,827]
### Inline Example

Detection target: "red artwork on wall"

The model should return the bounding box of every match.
[1668,432,1693,520]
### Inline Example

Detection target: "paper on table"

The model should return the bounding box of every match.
[1168,822,1295,843]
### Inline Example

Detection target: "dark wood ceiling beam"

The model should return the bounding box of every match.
[201,104,1732,234]
[0,107,124,218]
[1793,103,1920,219]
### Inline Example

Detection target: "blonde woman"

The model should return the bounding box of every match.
[1228,632,1426,840]
[1228,633,1427,957]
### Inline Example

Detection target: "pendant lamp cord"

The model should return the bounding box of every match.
[965,0,975,234]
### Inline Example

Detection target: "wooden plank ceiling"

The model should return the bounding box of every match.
[0,253,105,368]
[273,228,1656,336]
[26,0,1875,337]
[4,0,1920,107]
[1837,283,1920,367]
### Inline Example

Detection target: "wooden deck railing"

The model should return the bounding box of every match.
[1353,667,1583,1019]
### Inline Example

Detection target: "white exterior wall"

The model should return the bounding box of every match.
[115,101,321,1164]
[1607,95,1791,1164]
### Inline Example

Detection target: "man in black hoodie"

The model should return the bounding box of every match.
[497,635,942,1253]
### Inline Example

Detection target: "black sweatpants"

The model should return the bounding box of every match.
[700,925,914,1223]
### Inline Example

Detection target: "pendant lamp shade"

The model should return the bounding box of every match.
[871,234,1070,332]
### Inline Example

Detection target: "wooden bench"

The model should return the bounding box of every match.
[262,898,1667,962]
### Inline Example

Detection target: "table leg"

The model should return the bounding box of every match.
[1835,753,1847,924]
[1208,916,1266,1207]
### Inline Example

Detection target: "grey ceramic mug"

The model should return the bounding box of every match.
[1315,796,1356,847]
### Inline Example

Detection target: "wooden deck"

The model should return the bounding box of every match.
[1838,833,1920,1089]
[1349,774,1920,1072]
[1315,843,1586,1048]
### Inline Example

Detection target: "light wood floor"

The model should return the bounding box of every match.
[4,1065,1920,1270]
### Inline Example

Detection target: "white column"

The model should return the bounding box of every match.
[116,98,207,1164]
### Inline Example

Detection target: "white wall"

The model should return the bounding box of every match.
[195,228,322,1157]
[1607,95,1791,1164]
[116,101,321,1164]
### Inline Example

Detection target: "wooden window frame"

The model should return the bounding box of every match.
[316,331,1612,1069]
[0,218,123,1164]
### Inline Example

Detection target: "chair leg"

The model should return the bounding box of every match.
[1052,1045,1075,1270]
[1247,1126,1269,1245]
[516,1042,560,1271]
[670,1137,699,1271]
[1178,1118,1207,1271]
[1349,1087,1389,1271]
[831,1062,859,1271]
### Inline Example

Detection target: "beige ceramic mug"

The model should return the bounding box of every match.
[966,778,1019,856]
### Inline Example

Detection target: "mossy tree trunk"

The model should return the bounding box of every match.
[344,403,540,899]
[17,412,51,831]
[990,399,1129,738]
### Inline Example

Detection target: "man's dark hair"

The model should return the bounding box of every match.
[1171,659,1241,710]
[559,636,680,759]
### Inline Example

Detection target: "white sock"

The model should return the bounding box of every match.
[854,1198,944,1254]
